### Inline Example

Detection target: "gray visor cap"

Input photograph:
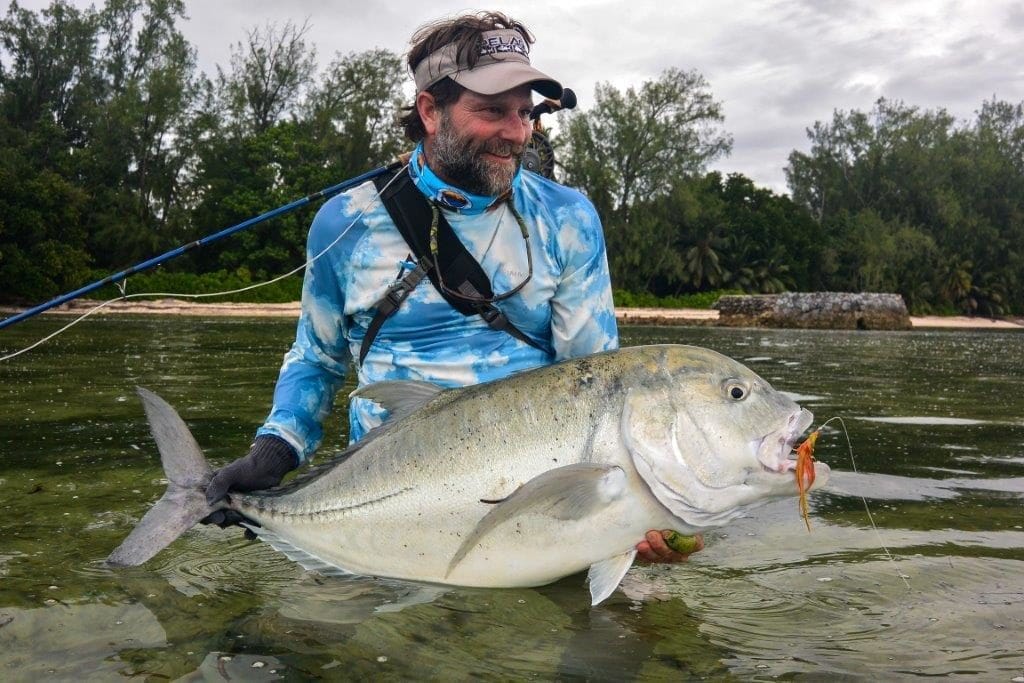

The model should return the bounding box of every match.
[413,28,562,99]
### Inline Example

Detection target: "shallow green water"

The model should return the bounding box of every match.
[1,317,1022,680]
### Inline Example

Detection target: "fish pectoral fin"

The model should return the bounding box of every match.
[445,463,626,578]
[587,549,637,606]
[350,380,446,422]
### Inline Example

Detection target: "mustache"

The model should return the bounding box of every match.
[482,141,525,157]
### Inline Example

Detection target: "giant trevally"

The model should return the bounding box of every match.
[107,344,829,605]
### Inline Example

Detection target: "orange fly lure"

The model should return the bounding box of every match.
[795,430,820,531]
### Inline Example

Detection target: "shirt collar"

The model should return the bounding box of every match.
[409,143,520,216]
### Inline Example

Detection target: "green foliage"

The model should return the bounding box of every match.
[0,1,99,302]
[555,70,822,302]
[590,170,820,297]
[786,98,1024,314]
[0,1,406,306]
[558,67,732,222]
[216,20,316,135]
[613,289,741,309]
[86,268,302,303]
[4,3,1021,318]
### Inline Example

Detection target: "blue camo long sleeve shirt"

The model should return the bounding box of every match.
[256,145,619,460]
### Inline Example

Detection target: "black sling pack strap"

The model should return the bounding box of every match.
[358,167,545,365]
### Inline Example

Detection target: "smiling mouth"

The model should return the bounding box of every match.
[483,144,523,159]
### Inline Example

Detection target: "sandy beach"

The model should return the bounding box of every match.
[3,299,1022,330]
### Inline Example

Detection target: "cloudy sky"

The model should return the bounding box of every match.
[18,0,1024,193]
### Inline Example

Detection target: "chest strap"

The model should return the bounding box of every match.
[358,168,544,365]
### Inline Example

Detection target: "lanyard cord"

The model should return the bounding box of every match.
[427,199,533,304]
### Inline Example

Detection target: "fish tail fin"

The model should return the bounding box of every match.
[106,387,215,567]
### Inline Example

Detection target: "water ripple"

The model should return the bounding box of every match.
[74,533,296,599]
[626,555,1024,678]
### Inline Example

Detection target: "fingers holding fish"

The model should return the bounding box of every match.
[636,530,704,563]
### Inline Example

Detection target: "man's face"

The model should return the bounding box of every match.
[426,85,533,196]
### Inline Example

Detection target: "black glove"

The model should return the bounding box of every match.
[205,434,299,506]
[201,509,259,538]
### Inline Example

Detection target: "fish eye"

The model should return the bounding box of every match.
[725,381,748,401]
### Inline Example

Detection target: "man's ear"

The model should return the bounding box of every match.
[416,91,442,136]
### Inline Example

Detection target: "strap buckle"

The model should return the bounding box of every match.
[377,264,428,315]
[476,304,509,331]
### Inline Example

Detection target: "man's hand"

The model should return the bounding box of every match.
[204,435,299,506]
[636,530,705,564]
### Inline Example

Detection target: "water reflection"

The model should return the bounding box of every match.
[1,318,1022,679]
[0,602,167,679]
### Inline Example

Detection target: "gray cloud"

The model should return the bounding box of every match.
[13,0,1024,194]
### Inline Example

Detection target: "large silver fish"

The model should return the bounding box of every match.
[107,345,829,605]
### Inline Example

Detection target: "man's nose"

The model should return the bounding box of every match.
[497,111,530,145]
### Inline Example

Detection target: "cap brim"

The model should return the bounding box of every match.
[451,61,563,100]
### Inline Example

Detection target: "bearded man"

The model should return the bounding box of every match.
[205,12,698,564]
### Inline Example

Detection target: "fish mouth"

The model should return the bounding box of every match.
[756,408,814,475]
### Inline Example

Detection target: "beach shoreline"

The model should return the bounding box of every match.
[3,299,1022,330]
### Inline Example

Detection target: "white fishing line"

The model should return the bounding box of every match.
[816,415,912,590]
[0,165,409,363]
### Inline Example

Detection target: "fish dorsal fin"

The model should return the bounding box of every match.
[588,549,637,605]
[260,381,440,497]
[446,463,626,578]
[257,439,365,497]
[351,380,446,423]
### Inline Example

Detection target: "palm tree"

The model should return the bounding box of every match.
[939,258,973,313]
[683,231,725,289]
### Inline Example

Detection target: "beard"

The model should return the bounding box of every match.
[430,111,524,197]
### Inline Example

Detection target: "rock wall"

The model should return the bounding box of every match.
[714,292,911,330]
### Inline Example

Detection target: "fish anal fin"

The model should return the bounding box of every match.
[587,549,637,605]
[244,524,354,577]
[445,463,626,578]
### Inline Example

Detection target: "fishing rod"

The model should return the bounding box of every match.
[0,163,398,331]
[0,88,575,331]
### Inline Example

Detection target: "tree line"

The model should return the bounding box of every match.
[1,0,406,304]
[2,1,1022,315]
